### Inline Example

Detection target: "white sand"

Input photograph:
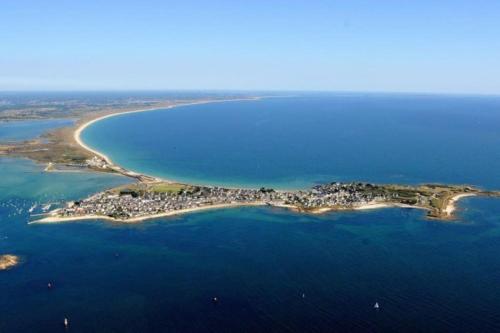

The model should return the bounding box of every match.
[444,193,476,216]
[30,202,267,224]
[73,97,261,179]
[355,203,392,210]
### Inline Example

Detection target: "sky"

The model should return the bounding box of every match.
[1,0,500,94]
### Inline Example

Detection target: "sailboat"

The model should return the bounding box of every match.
[29,204,37,213]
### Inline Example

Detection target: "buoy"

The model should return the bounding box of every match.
[64,317,69,328]
[374,302,380,309]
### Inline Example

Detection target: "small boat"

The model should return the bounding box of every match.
[29,204,37,213]
[64,317,69,328]
[374,302,380,309]
[42,204,52,212]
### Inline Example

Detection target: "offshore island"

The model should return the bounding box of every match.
[0,255,21,271]
[8,98,492,224]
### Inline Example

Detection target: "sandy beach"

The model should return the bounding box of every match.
[355,203,392,210]
[31,193,481,224]
[354,202,428,212]
[31,202,268,224]
[33,96,490,225]
[32,200,438,224]
[73,97,261,181]
[444,193,476,216]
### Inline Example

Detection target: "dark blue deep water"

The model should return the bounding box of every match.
[83,94,500,189]
[2,93,500,332]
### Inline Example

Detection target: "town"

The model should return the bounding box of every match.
[52,182,390,220]
[41,181,491,222]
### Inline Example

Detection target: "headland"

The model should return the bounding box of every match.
[32,181,500,224]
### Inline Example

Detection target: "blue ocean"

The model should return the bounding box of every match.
[1,93,500,332]
[83,94,500,189]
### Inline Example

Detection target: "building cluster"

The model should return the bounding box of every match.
[57,182,392,220]
[85,156,109,169]
[288,182,388,208]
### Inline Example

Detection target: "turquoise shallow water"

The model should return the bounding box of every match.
[82,94,500,189]
[2,95,500,332]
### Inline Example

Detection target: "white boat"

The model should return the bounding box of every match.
[374,302,380,309]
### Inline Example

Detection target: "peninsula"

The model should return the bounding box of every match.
[2,95,497,224]
[34,181,499,223]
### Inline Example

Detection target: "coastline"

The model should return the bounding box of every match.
[29,96,497,225]
[313,202,430,214]
[31,202,269,224]
[444,193,476,217]
[355,202,428,211]
[73,97,261,183]
[28,183,492,224]
[31,200,433,224]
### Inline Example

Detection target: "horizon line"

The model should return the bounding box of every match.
[0,89,499,98]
